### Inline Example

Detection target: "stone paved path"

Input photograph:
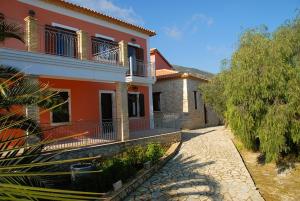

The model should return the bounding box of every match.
[125,126,264,201]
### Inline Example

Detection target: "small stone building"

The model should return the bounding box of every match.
[150,48,220,129]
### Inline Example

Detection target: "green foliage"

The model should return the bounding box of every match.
[125,145,147,166]
[200,14,300,162]
[0,13,24,43]
[0,65,56,138]
[146,143,164,163]
[97,143,165,192]
[199,69,228,119]
[98,157,136,192]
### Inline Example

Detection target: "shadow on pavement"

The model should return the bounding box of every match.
[125,153,222,201]
[181,129,216,142]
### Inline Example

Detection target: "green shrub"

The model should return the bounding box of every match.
[96,143,165,192]
[146,143,164,163]
[125,145,147,167]
[98,158,137,192]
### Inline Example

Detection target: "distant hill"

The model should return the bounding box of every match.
[172,64,215,79]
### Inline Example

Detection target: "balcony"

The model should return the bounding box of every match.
[44,25,78,58]
[44,25,121,67]
[1,18,122,63]
[126,57,156,83]
[0,16,155,83]
[91,37,120,65]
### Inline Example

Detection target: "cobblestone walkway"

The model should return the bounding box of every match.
[125,126,264,201]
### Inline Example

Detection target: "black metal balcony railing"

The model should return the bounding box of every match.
[0,18,156,74]
[91,37,120,65]
[45,25,78,58]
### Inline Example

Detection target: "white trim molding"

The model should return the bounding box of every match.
[126,75,156,85]
[95,33,115,41]
[0,48,128,83]
[128,42,141,48]
[51,22,79,31]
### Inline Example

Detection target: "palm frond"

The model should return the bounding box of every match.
[0,64,106,199]
[0,17,24,43]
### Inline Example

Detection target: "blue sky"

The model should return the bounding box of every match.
[69,0,299,73]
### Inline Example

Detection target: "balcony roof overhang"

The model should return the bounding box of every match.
[0,48,128,83]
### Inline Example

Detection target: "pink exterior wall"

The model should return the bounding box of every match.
[0,0,153,141]
[39,78,116,140]
[0,0,148,62]
[128,85,150,132]
[151,51,173,70]
[39,78,150,139]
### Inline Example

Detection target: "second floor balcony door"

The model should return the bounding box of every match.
[128,45,145,76]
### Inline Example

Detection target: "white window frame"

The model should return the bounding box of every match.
[95,33,115,41]
[128,42,141,48]
[51,22,79,32]
[128,92,144,119]
[50,89,72,126]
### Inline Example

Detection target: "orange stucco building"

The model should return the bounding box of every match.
[0,0,156,142]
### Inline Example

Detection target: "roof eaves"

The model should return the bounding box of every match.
[43,0,156,36]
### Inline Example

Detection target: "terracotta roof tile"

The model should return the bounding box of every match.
[43,0,156,36]
[156,69,179,77]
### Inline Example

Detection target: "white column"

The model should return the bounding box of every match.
[148,84,154,129]
[129,56,133,76]
[183,78,189,113]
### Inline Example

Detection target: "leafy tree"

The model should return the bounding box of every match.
[199,67,228,120]
[200,14,300,162]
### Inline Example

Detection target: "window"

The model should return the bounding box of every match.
[194,91,198,110]
[128,93,145,117]
[51,91,71,124]
[153,92,161,111]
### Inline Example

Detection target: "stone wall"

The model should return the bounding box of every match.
[153,77,220,129]
[153,79,183,114]
[48,131,181,160]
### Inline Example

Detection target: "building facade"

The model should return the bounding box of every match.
[0,0,156,141]
[151,48,220,129]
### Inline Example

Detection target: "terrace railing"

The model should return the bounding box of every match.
[41,114,181,151]
[92,37,120,65]
[41,121,118,151]
[45,25,78,58]
[127,57,155,78]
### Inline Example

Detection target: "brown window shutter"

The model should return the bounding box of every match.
[136,47,144,61]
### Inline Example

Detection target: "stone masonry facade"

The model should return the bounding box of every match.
[153,77,220,129]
